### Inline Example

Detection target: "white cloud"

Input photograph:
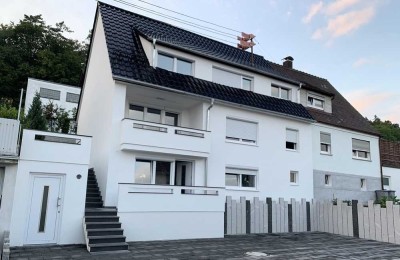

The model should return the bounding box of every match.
[353,57,372,68]
[325,0,361,16]
[302,1,323,24]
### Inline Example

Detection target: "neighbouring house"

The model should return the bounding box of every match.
[24,78,81,117]
[380,139,400,193]
[0,1,384,254]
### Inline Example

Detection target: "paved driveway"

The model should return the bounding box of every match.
[10,232,400,259]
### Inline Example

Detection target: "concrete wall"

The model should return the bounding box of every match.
[24,78,80,116]
[382,167,400,195]
[8,130,91,246]
[313,170,380,202]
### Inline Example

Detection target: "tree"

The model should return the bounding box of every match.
[369,115,400,141]
[0,15,89,105]
[56,108,70,134]
[25,93,47,130]
[0,98,19,119]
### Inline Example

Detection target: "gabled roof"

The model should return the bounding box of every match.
[96,2,378,134]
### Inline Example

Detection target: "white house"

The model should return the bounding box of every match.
[24,78,81,116]
[76,2,381,245]
[380,139,400,194]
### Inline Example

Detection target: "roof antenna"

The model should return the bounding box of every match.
[237,32,256,66]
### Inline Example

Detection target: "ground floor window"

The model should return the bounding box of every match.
[225,167,257,189]
[383,176,390,190]
[361,178,367,191]
[324,174,332,186]
[290,171,299,184]
[134,159,193,186]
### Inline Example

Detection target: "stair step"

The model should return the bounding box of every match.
[87,184,99,188]
[88,242,129,253]
[85,208,117,216]
[85,216,119,222]
[86,197,103,203]
[86,192,101,197]
[87,228,124,236]
[88,235,126,244]
[86,222,121,229]
[86,188,100,192]
[86,202,103,208]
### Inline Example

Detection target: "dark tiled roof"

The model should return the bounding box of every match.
[97,2,377,133]
[380,139,400,169]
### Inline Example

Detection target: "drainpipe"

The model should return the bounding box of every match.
[206,98,214,131]
[298,83,303,103]
[152,39,157,68]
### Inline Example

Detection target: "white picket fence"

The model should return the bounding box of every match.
[225,196,400,245]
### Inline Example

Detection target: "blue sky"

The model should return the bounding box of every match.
[1,0,399,123]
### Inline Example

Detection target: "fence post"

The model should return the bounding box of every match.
[266,197,272,233]
[306,201,311,231]
[246,200,251,234]
[352,200,359,238]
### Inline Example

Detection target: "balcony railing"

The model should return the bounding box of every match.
[0,118,20,157]
[117,183,225,213]
[120,118,211,157]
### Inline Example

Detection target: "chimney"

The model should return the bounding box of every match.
[282,56,294,69]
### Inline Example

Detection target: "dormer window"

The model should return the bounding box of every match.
[157,53,193,76]
[271,85,290,100]
[307,95,324,109]
[212,67,253,91]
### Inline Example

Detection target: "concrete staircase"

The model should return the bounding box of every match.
[83,169,129,253]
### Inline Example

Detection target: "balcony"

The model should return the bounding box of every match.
[120,118,211,157]
[0,118,20,158]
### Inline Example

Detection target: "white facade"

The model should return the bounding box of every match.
[24,78,81,116]
[382,167,400,194]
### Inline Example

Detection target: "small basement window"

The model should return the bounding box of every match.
[290,171,298,185]
[325,174,331,186]
[361,178,367,191]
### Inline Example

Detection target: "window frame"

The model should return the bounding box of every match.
[39,87,61,101]
[225,117,258,145]
[352,138,371,161]
[66,92,80,104]
[307,94,325,110]
[157,52,194,76]
[286,128,299,151]
[134,159,175,185]
[383,176,390,190]
[271,84,291,101]
[129,104,180,126]
[290,171,299,185]
[360,178,367,191]
[320,132,332,155]
[324,174,332,186]
[212,67,253,91]
[225,167,258,190]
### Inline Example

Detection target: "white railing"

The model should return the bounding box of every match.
[117,183,225,213]
[120,118,211,157]
[0,118,20,156]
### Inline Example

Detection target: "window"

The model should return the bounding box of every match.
[0,168,4,208]
[225,168,257,189]
[66,92,79,103]
[383,176,390,190]
[157,53,193,76]
[39,88,60,100]
[320,132,331,154]
[286,129,298,150]
[134,160,172,185]
[307,95,324,109]
[325,174,331,186]
[352,139,370,160]
[129,104,179,126]
[226,118,257,144]
[361,178,367,191]
[212,67,253,91]
[271,85,291,100]
[290,171,298,184]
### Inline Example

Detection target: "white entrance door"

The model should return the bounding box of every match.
[26,175,63,244]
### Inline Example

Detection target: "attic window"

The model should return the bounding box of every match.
[157,53,193,76]
[307,95,324,110]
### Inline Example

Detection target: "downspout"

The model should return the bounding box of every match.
[152,39,157,68]
[205,98,214,187]
[206,98,214,131]
[298,83,303,103]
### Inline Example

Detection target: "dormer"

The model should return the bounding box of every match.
[300,89,333,113]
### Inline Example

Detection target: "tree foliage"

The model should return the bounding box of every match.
[0,15,88,105]
[25,92,47,130]
[0,98,19,119]
[369,115,400,141]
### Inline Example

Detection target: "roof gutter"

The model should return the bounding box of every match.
[113,75,315,124]
[206,98,214,131]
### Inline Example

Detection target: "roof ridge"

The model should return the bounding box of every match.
[268,60,328,82]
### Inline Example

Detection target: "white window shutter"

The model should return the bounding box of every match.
[320,133,331,144]
[286,129,298,143]
[352,139,370,152]
[226,118,257,141]
[212,68,242,89]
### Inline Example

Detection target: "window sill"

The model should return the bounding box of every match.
[324,185,332,188]
[286,149,298,152]
[290,183,299,186]
[320,152,332,156]
[226,140,258,147]
[226,187,259,192]
[352,157,371,162]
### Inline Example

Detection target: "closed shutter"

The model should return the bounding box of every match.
[212,68,241,89]
[320,132,331,144]
[352,139,370,152]
[286,129,298,143]
[226,118,257,142]
[226,167,257,175]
